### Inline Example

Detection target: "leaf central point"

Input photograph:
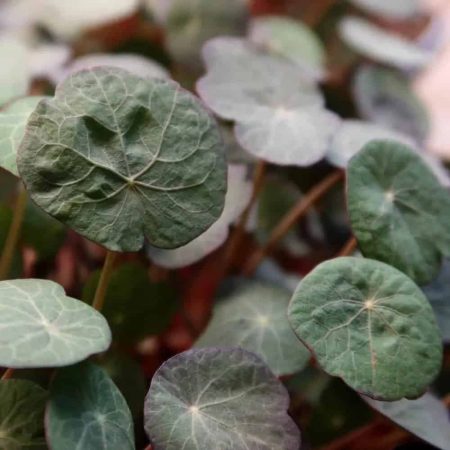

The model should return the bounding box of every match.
[364,298,375,310]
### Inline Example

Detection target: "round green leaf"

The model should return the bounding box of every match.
[195,279,310,376]
[288,257,442,400]
[197,37,338,167]
[82,262,177,343]
[0,379,47,450]
[0,96,47,176]
[364,393,450,450]
[339,16,430,70]
[144,347,300,450]
[248,16,325,78]
[349,0,422,20]
[352,65,430,143]
[47,362,134,450]
[17,66,226,252]
[347,140,450,284]
[0,279,111,368]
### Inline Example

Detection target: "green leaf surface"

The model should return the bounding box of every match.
[195,279,310,376]
[0,97,47,176]
[339,16,430,70]
[0,379,47,450]
[347,140,450,284]
[288,257,442,400]
[0,279,111,368]
[197,37,338,167]
[349,0,423,20]
[17,66,226,252]
[144,347,300,450]
[47,362,135,450]
[364,393,450,450]
[352,65,430,143]
[83,262,177,343]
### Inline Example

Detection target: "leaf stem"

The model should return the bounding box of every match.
[337,236,358,257]
[0,186,28,281]
[242,169,344,276]
[92,250,117,311]
[1,368,14,381]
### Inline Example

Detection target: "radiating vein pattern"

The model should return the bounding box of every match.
[17,67,226,251]
[0,279,111,368]
[144,348,300,450]
[288,257,442,400]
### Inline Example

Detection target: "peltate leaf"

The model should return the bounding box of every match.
[288,257,442,400]
[144,347,301,450]
[17,67,227,252]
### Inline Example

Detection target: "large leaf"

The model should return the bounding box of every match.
[347,140,450,284]
[197,37,338,167]
[339,17,430,70]
[83,262,177,343]
[364,393,450,450]
[144,347,300,450]
[0,97,47,176]
[248,16,325,78]
[349,0,423,20]
[288,257,442,400]
[147,164,252,268]
[195,279,310,376]
[352,65,430,143]
[0,279,111,368]
[17,67,226,252]
[0,379,47,450]
[47,362,135,450]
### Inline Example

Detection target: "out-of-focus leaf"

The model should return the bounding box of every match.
[195,279,310,376]
[30,44,71,81]
[349,0,423,20]
[364,393,450,450]
[147,164,252,268]
[144,348,301,450]
[17,67,227,252]
[339,16,431,70]
[0,379,47,450]
[347,140,450,284]
[0,279,111,368]
[197,37,338,167]
[288,257,442,400]
[254,258,302,292]
[47,362,134,450]
[83,262,177,343]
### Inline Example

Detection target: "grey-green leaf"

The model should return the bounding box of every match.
[288,257,442,400]
[347,140,450,284]
[144,347,301,450]
[195,280,310,376]
[349,0,423,20]
[0,379,47,450]
[47,362,135,450]
[17,66,226,252]
[0,279,111,368]
[0,96,47,176]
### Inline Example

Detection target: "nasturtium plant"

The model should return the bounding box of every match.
[349,0,423,20]
[47,362,135,450]
[347,140,450,284]
[195,279,310,376]
[17,66,227,252]
[288,257,442,400]
[0,279,111,367]
[144,348,301,450]
[0,379,47,450]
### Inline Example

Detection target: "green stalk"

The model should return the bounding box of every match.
[92,250,117,311]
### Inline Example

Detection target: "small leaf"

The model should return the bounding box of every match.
[288,257,442,400]
[364,393,450,450]
[195,279,310,376]
[83,262,177,343]
[197,37,338,166]
[339,16,430,70]
[349,0,423,20]
[347,140,450,284]
[144,347,300,450]
[0,279,111,368]
[0,379,47,450]
[147,164,252,268]
[352,65,430,143]
[17,67,227,252]
[0,96,47,176]
[47,362,135,450]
